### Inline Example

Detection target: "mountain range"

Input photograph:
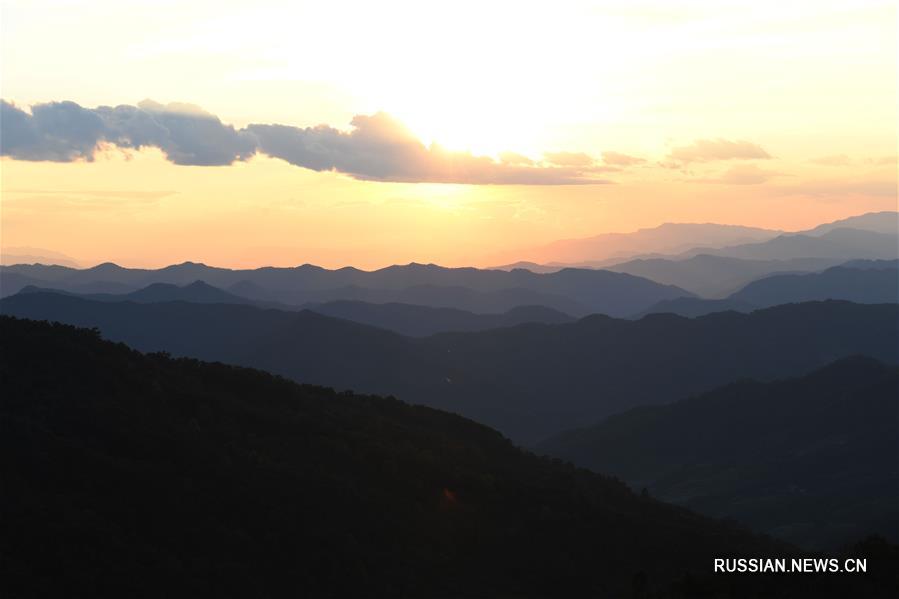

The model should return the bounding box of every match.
[3,292,896,444]
[607,255,844,297]
[496,212,898,299]
[683,228,898,262]
[538,357,899,549]
[0,261,690,317]
[307,300,574,336]
[3,212,895,321]
[494,222,782,265]
[640,261,899,318]
[498,211,897,268]
[16,280,258,305]
[7,315,820,598]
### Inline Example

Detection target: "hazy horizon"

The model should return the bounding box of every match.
[3,209,896,271]
[2,0,896,269]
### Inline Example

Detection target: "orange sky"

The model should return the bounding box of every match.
[1,0,896,268]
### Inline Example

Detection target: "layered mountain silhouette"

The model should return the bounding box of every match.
[496,222,781,265]
[639,261,898,318]
[656,212,897,264]
[0,262,690,317]
[687,228,899,262]
[0,246,81,267]
[3,292,897,443]
[805,211,899,236]
[307,300,574,336]
[607,254,841,297]
[538,358,899,549]
[636,296,758,318]
[842,258,899,270]
[3,315,829,599]
[15,282,576,336]
[17,280,258,305]
[731,264,899,307]
[494,211,896,269]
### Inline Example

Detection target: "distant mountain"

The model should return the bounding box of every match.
[1,262,691,317]
[6,315,820,599]
[731,264,899,307]
[0,246,81,268]
[491,212,897,280]
[635,297,757,318]
[805,211,898,236]
[680,228,898,262]
[17,280,265,306]
[489,261,566,274]
[606,254,841,297]
[3,292,896,444]
[308,301,574,336]
[126,280,249,303]
[0,272,144,298]
[298,283,591,316]
[498,222,780,265]
[14,282,575,335]
[841,259,899,270]
[538,357,899,549]
[0,272,45,298]
[637,262,898,318]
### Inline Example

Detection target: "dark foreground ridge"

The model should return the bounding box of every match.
[3,316,896,598]
[539,357,899,549]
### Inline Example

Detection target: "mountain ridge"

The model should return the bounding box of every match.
[538,356,899,549]
[4,315,810,598]
[3,291,896,443]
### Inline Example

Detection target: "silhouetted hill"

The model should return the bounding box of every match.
[538,358,899,549]
[841,259,899,270]
[0,268,141,297]
[126,280,250,303]
[607,254,840,297]
[302,283,591,315]
[0,316,823,599]
[732,265,899,306]
[0,272,44,298]
[3,292,897,443]
[18,280,259,306]
[805,211,898,236]
[307,300,574,336]
[637,262,898,318]
[682,228,898,262]
[489,261,566,273]
[0,246,80,268]
[497,222,780,265]
[16,282,575,335]
[635,297,757,318]
[0,262,691,317]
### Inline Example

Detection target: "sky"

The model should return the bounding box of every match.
[1,0,896,268]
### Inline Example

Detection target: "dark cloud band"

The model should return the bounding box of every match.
[0,99,609,185]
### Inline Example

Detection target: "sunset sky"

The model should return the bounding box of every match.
[1,0,896,268]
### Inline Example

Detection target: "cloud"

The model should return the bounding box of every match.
[0,99,610,185]
[809,154,852,166]
[667,138,771,164]
[498,151,535,166]
[1,100,106,161]
[1,99,255,165]
[694,164,787,185]
[601,151,645,166]
[543,151,595,167]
